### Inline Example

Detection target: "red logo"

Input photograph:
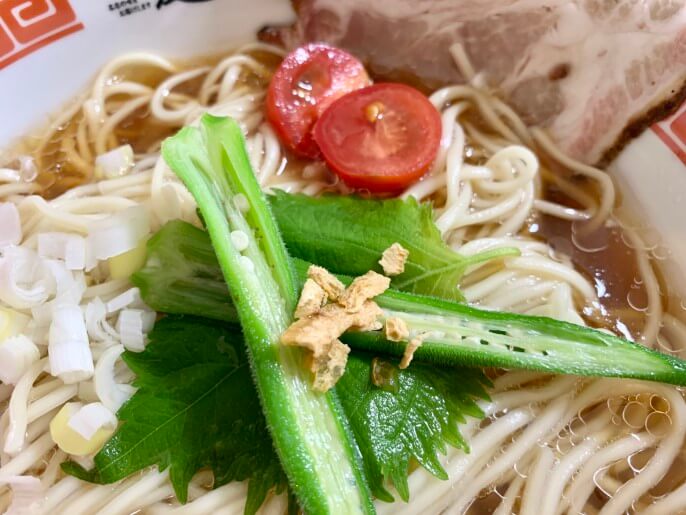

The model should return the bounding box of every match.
[653,100,686,165]
[0,0,83,70]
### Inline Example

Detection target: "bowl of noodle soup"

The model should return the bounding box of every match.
[2,1,686,514]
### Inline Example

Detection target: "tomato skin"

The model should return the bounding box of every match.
[266,43,370,159]
[313,83,442,193]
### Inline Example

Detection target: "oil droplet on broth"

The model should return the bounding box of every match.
[571,220,610,253]
[627,285,649,312]
[649,394,671,413]
[548,236,575,260]
[651,245,671,261]
[620,226,639,249]
[513,461,528,479]
[556,437,573,454]
[656,333,675,354]
[607,397,625,417]
[638,228,662,250]
[628,448,651,473]
[645,411,671,438]
[592,465,613,498]
[622,401,649,429]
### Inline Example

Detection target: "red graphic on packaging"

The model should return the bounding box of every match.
[672,111,686,146]
[653,101,686,165]
[0,0,83,70]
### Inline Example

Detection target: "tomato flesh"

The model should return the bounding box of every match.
[313,83,442,193]
[266,43,369,159]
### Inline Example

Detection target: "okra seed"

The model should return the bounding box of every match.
[239,255,255,273]
[230,230,250,251]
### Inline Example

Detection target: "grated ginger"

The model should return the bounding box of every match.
[311,339,351,392]
[308,265,346,301]
[400,334,426,369]
[385,317,409,342]
[282,303,356,352]
[379,243,409,276]
[339,271,390,312]
[294,279,327,319]
[349,301,384,332]
[282,261,396,391]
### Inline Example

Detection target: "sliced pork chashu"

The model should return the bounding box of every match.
[265,0,686,165]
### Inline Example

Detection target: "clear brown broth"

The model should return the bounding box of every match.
[6,49,280,198]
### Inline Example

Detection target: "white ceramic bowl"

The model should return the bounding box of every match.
[0,0,293,142]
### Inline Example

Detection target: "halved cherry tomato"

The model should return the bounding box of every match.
[313,83,442,193]
[266,43,370,159]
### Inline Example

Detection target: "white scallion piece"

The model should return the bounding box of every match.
[3,476,43,515]
[43,260,86,305]
[67,402,117,440]
[117,309,155,352]
[0,307,30,341]
[95,344,136,412]
[77,381,99,402]
[84,245,97,273]
[84,298,119,343]
[31,263,86,327]
[49,402,114,456]
[69,454,95,470]
[38,233,86,270]
[0,247,49,309]
[0,203,21,248]
[87,206,150,262]
[108,238,147,279]
[0,335,40,385]
[30,302,54,328]
[48,304,94,384]
[24,320,49,347]
[106,287,143,314]
[94,144,134,179]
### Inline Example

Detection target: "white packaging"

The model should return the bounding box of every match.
[611,100,686,298]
